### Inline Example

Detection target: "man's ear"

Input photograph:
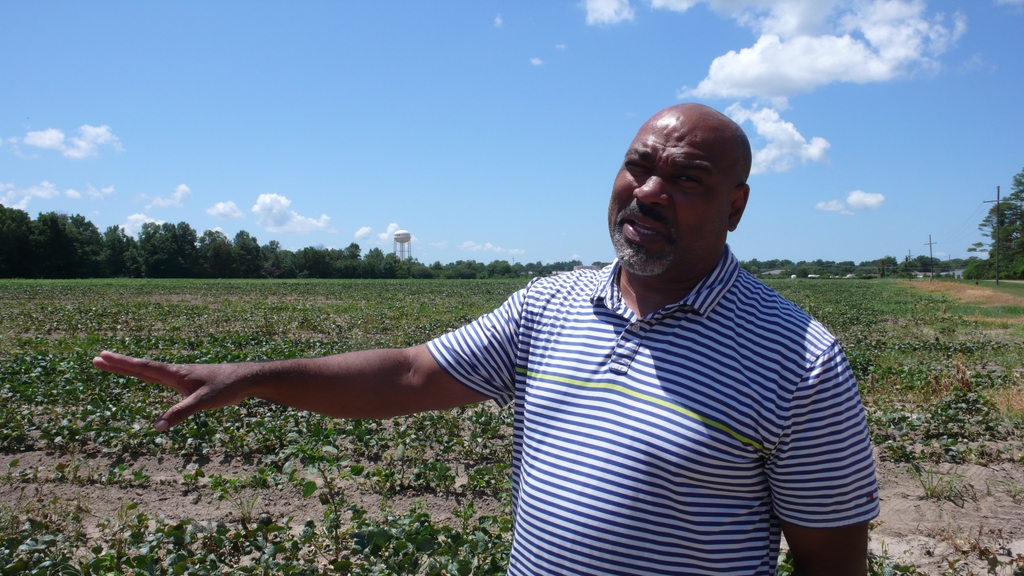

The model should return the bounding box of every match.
[727,184,750,232]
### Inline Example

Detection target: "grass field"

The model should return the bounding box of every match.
[1,277,1022,574]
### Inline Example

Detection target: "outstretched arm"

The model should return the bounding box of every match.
[92,345,490,431]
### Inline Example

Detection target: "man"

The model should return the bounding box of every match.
[94,104,879,575]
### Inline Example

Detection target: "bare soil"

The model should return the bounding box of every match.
[910,280,1024,308]
[0,451,501,540]
[867,453,1024,574]
[3,445,1024,574]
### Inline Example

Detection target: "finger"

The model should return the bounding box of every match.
[93,351,190,394]
[92,355,155,382]
[155,390,213,431]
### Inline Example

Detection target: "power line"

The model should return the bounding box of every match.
[983,186,1001,285]
[941,201,986,246]
[924,235,936,279]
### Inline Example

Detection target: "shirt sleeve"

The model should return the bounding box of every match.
[766,341,880,528]
[425,286,528,408]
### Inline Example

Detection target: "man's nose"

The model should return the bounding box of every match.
[634,175,669,205]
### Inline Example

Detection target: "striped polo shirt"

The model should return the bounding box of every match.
[427,247,879,575]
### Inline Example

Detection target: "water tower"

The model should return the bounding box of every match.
[393,230,412,260]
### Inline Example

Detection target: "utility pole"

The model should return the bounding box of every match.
[924,235,936,280]
[984,186,1001,285]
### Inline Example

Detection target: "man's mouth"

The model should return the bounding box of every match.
[623,220,663,243]
[615,202,673,245]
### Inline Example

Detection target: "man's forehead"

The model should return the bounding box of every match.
[625,103,752,183]
[653,114,682,130]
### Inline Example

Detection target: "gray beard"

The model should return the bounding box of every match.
[609,202,675,276]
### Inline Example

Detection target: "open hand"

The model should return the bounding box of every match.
[92,351,249,431]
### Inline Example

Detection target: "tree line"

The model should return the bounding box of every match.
[964,167,1024,280]
[741,255,977,279]
[0,206,598,280]
[6,162,1022,282]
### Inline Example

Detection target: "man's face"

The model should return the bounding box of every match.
[607,107,749,279]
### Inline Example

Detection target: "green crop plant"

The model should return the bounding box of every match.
[908,465,977,505]
[1001,479,1024,504]
[2,277,1023,573]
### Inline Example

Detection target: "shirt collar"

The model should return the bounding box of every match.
[591,245,740,318]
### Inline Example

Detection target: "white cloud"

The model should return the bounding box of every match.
[555,44,568,50]
[146,184,192,209]
[815,200,848,212]
[429,241,449,250]
[377,223,402,243]
[66,125,124,158]
[206,201,245,219]
[494,13,503,27]
[251,193,333,234]
[846,189,885,209]
[354,226,373,240]
[0,181,62,210]
[649,0,700,12]
[584,0,635,25]
[0,181,115,209]
[23,125,123,159]
[676,1,965,104]
[530,57,544,66]
[815,190,885,215]
[726,104,829,173]
[459,241,525,255]
[122,213,163,236]
[24,128,65,150]
[87,185,115,200]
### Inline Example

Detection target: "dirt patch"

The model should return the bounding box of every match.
[910,281,1024,308]
[869,455,1024,574]
[3,449,1023,574]
[0,451,502,539]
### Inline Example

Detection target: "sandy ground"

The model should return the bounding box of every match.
[0,450,502,540]
[868,454,1024,574]
[2,445,1023,574]
[912,280,1024,308]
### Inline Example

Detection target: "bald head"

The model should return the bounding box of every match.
[608,102,752,287]
[641,104,752,186]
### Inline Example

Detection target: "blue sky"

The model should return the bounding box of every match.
[2,1,1022,265]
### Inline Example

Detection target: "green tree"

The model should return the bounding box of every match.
[296,246,331,278]
[139,222,199,277]
[343,242,361,261]
[29,212,102,278]
[971,167,1024,279]
[101,225,139,277]
[262,240,297,278]
[233,230,263,278]
[198,230,235,278]
[0,206,34,277]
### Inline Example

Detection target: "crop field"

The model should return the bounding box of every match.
[1,278,1023,575]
